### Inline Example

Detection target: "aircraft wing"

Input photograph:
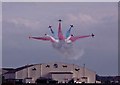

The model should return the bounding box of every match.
[29,35,58,43]
[69,34,94,42]
[29,36,51,41]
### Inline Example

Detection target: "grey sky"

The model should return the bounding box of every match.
[1,0,119,2]
[0,2,2,68]
[2,2,118,76]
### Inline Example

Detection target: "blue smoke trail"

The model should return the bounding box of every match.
[66,25,73,38]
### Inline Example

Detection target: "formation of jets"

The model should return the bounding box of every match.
[29,19,94,44]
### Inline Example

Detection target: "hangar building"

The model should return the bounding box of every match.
[1,62,96,83]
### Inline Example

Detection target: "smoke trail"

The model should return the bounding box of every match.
[52,41,84,60]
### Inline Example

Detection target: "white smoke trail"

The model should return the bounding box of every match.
[52,41,84,60]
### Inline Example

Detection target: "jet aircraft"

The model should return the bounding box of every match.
[29,19,94,45]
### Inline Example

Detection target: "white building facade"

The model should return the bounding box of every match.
[15,62,96,83]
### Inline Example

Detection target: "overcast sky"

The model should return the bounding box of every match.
[2,2,118,76]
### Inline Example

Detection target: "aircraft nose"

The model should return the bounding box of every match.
[70,25,73,27]
[58,19,62,22]
[91,33,95,37]
[48,26,52,28]
[29,36,31,39]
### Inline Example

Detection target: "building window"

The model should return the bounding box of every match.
[54,64,58,68]
[46,65,50,68]
[62,65,67,68]
[75,68,80,71]
[32,67,36,71]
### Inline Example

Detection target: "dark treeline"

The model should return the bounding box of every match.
[1,83,120,85]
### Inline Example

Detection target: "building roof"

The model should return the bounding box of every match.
[15,64,34,71]
[2,64,34,75]
[2,68,16,74]
[2,62,96,75]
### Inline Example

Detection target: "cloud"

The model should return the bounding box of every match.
[3,17,41,29]
[67,13,98,25]
[67,11,117,26]
[79,14,97,24]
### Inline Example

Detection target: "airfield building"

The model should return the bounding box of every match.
[1,62,96,83]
